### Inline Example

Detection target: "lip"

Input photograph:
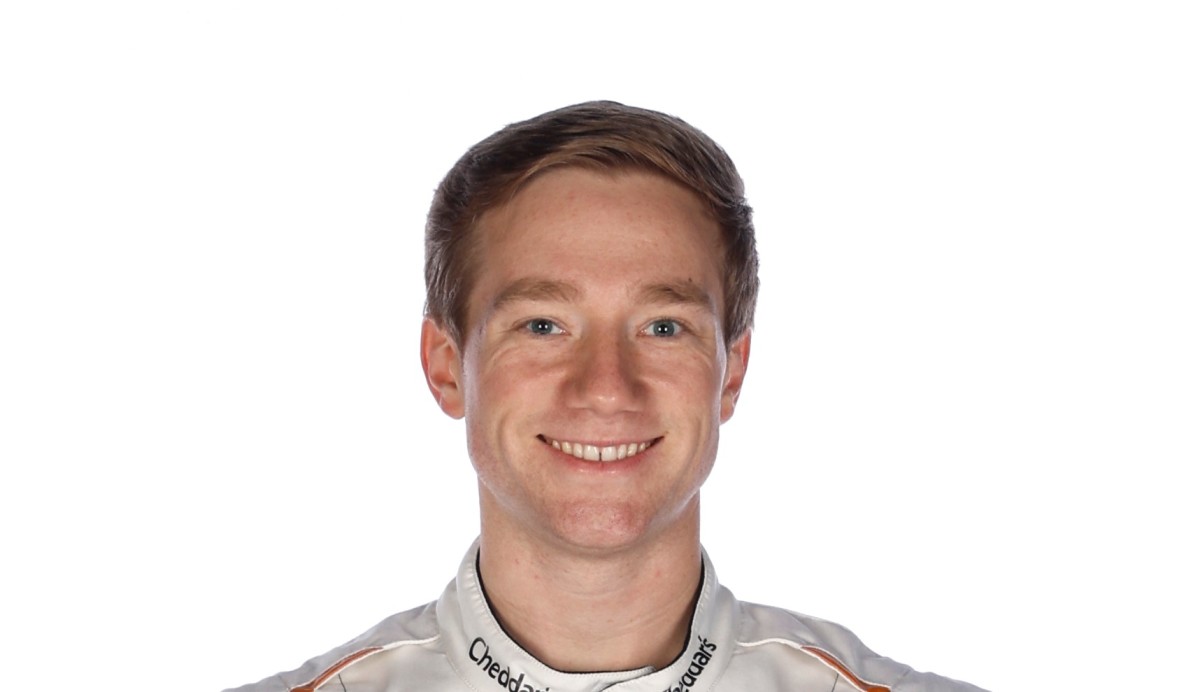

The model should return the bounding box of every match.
[537,434,662,463]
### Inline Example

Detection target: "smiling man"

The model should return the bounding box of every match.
[227,102,984,692]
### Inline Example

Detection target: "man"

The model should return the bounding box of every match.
[228,101,984,692]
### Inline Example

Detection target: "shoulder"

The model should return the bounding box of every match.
[222,600,441,692]
[732,601,987,692]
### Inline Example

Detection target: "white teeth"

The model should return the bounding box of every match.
[544,437,654,462]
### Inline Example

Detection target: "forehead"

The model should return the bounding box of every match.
[466,167,724,317]
[479,167,720,262]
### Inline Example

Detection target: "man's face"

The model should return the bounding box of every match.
[421,168,749,553]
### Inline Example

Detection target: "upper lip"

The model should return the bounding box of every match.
[538,434,659,446]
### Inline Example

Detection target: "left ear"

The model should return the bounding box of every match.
[720,330,751,423]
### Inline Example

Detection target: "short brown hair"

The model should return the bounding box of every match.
[424,100,758,346]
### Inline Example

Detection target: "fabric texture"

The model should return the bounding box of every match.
[226,541,985,692]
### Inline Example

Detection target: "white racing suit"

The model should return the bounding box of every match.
[226,541,985,692]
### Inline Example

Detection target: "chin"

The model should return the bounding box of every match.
[542,498,693,554]
[543,502,655,552]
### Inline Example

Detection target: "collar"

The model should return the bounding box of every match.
[437,539,738,692]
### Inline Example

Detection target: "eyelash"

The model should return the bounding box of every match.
[524,318,564,336]
[520,318,686,338]
[643,319,684,338]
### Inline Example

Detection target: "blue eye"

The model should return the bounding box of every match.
[526,318,561,335]
[647,320,681,337]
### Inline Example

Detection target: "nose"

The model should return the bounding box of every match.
[566,331,642,414]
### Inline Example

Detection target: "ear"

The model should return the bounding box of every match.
[420,317,465,419]
[719,330,751,423]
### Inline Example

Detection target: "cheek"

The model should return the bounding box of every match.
[462,347,551,454]
[466,353,542,411]
[647,351,726,406]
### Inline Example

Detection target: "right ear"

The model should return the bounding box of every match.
[420,317,465,419]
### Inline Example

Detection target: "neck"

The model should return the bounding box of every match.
[477,500,703,673]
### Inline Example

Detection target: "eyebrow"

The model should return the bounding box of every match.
[635,281,717,311]
[488,278,716,313]
[490,278,583,313]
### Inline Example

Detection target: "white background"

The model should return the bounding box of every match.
[1,2,1197,690]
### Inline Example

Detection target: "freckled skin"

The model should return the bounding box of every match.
[439,168,748,554]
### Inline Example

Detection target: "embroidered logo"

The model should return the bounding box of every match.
[469,636,551,692]
[662,635,718,692]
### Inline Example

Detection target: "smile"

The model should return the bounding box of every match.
[539,435,660,462]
